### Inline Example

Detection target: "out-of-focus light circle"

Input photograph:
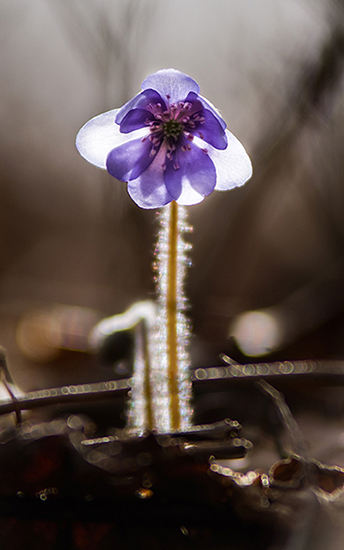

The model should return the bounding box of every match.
[230,310,283,357]
[16,310,60,363]
[16,306,100,363]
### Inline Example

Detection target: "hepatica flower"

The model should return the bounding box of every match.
[76,69,252,208]
[76,69,252,434]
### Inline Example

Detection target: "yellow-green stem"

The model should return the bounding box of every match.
[167,201,180,430]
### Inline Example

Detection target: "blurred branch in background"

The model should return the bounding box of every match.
[50,0,160,261]
[51,0,156,109]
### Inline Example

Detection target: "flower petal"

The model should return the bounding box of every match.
[76,109,147,169]
[164,143,216,201]
[115,89,166,125]
[127,148,173,209]
[175,185,204,206]
[185,93,227,150]
[199,108,228,149]
[142,69,200,103]
[198,94,227,131]
[120,108,155,134]
[194,130,252,191]
[106,137,156,181]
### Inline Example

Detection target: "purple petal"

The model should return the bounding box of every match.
[120,108,155,133]
[198,94,227,131]
[106,137,156,181]
[127,147,173,209]
[76,108,147,169]
[116,89,166,125]
[164,143,216,201]
[200,108,228,149]
[186,92,227,134]
[185,94,227,149]
[195,130,252,191]
[142,69,200,103]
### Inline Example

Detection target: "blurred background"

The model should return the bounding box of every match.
[2,0,344,388]
[2,0,344,547]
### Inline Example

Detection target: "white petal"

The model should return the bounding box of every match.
[176,180,205,206]
[76,109,147,169]
[194,130,252,191]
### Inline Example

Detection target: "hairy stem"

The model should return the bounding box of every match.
[149,202,193,433]
[128,202,193,434]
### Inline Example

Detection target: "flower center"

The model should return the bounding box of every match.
[144,100,205,168]
[162,120,183,140]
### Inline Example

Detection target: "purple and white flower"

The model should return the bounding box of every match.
[76,69,252,209]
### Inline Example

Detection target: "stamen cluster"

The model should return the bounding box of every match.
[142,99,206,171]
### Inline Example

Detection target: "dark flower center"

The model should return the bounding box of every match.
[162,120,183,140]
[144,99,205,170]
